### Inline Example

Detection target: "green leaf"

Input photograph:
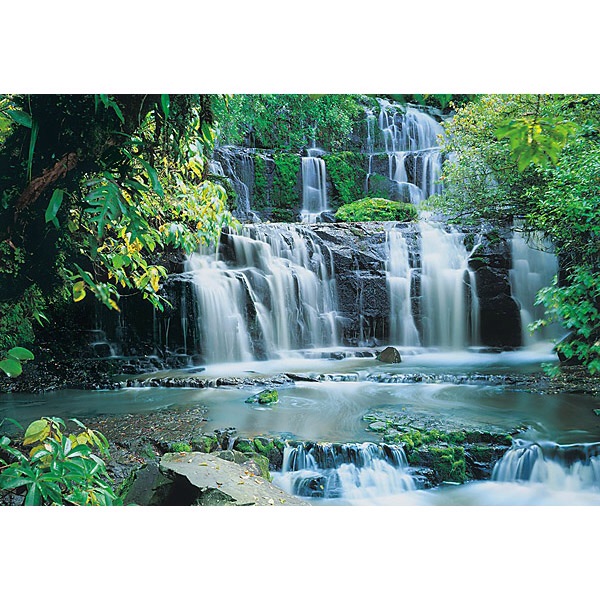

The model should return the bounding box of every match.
[45,188,64,226]
[139,159,164,198]
[0,357,22,378]
[25,483,42,506]
[7,347,34,361]
[161,94,170,120]
[27,119,39,181]
[6,109,32,128]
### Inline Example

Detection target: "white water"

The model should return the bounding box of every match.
[274,441,416,500]
[301,148,329,223]
[419,221,480,348]
[374,101,445,204]
[386,227,420,346]
[185,225,338,363]
[509,227,562,345]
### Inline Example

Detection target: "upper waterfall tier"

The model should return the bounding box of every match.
[209,100,447,221]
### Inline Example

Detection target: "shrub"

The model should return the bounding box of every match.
[0,416,121,506]
[335,198,418,222]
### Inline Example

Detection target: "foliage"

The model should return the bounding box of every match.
[322,152,367,207]
[0,346,34,378]
[0,416,121,505]
[0,94,234,350]
[271,153,301,220]
[335,198,418,223]
[212,94,366,152]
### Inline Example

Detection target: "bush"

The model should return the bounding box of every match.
[334,198,418,222]
[0,416,121,505]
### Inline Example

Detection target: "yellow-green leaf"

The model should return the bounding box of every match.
[73,280,86,302]
[23,419,51,445]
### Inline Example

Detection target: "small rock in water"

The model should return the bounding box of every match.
[368,421,388,432]
[376,346,402,364]
[245,389,279,405]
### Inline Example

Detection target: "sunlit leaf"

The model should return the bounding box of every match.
[23,419,51,445]
[73,280,86,302]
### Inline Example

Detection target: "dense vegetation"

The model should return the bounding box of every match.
[0,94,234,357]
[429,94,600,373]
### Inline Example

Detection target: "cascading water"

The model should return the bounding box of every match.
[373,100,445,204]
[185,224,339,363]
[273,441,416,500]
[301,147,329,223]
[492,439,600,492]
[211,147,256,219]
[509,226,562,345]
[386,227,420,346]
[419,221,480,348]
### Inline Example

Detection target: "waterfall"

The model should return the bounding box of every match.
[212,147,256,219]
[419,222,480,348]
[493,440,600,491]
[509,226,562,345]
[373,101,445,204]
[273,441,416,500]
[185,224,339,363]
[386,227,420,346]
[301,148,329,223]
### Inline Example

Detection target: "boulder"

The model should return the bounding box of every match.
[159,452,309,506]
[377,346,402,364]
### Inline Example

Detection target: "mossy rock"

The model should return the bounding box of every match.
[428,446,466,484]
[191,435,220,454]
[245,389,279,405]
[253,436,275,455]
[335,198,418,223]
[233,438,255,453]
[243,452,272,481]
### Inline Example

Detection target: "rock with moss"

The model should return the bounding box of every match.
[191,434,220,454]
[245,389,279,405]
[335,198,418,223]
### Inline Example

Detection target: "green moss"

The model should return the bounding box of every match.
[322,152,367,208]
[253,154,267,210]
[191,435,219,454]
[335,198,418,223]
[246,389,279,405]
[272,153,300,214]
[253,437,275,455]
[233,439,255,453]
[170,442,192,453]
[243,452,272,481]
[429,446,466,484]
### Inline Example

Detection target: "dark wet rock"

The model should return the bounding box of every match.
[377,346,402,364]
[285,372,320,382]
